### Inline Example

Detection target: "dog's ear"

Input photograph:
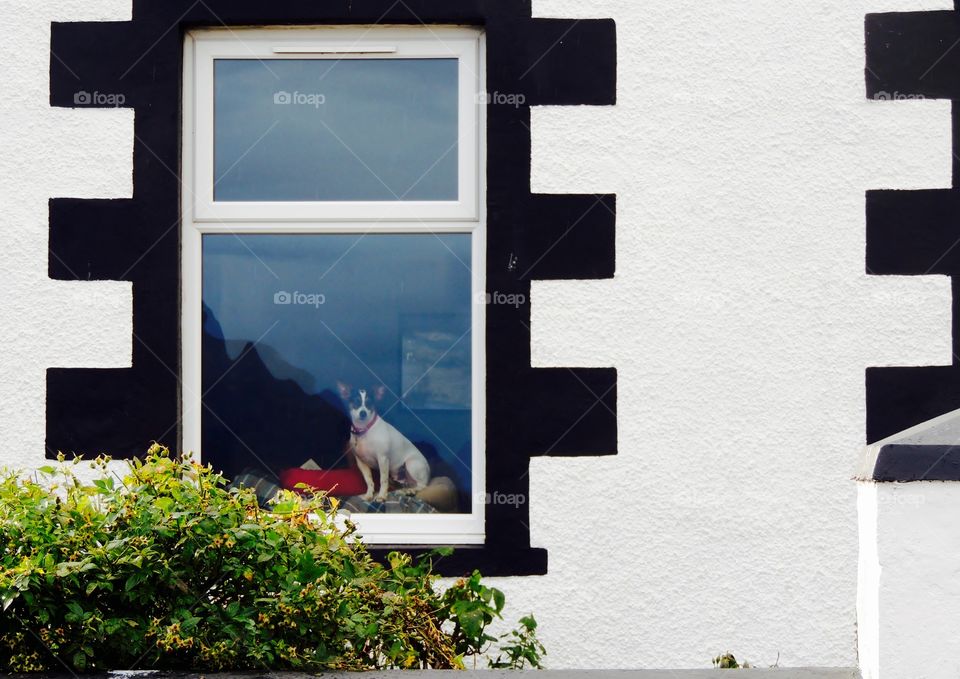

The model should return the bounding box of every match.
[337,381,352,400]
[373,385,386,401]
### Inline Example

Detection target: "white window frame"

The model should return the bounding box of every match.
[190,27,480,222]
[181,26,486,545]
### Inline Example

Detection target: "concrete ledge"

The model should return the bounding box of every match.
[873,444,960,481]
[6,670,861,678]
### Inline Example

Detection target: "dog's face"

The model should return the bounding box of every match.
[337,382,385,426]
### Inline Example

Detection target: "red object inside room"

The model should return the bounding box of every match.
[279,468,368,497]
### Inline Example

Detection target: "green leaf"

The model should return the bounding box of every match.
[125,572,146,592]
[492,588,505,613]
[272,501,297,514]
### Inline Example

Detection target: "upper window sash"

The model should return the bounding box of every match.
[186,27,481,223]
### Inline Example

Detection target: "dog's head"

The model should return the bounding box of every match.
[337,382,386,427]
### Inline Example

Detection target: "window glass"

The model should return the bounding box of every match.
[201,233,472,514]
[213,59,459,202]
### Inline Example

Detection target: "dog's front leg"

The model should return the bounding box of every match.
[375,456,390,502]
[355,458,376,501]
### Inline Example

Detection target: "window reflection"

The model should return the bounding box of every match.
[202,234,472,514]
[214,59,459,202]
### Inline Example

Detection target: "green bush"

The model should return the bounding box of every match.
[0,445,544,672]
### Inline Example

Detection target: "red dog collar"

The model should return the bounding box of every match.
[351,413,379,436]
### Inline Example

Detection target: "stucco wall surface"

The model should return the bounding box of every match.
[860,482,960,679]
[518,0,953,669]
[0,0,954,669]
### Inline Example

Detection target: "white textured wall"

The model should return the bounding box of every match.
[513,0,953,670]
[860,482,960,679]
[0,0,954,669]
[0,0,134,476]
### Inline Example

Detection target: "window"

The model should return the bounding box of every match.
[182,27,485,544]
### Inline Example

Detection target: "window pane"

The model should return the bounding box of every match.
[214,59,459,202]
[201,233,472,514]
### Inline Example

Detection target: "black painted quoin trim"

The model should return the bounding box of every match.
[47,0,617,576]
[865,9,960,443]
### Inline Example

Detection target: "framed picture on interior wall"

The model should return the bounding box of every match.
[400,313,471,410]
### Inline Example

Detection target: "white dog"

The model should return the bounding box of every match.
[337,382,431,502]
